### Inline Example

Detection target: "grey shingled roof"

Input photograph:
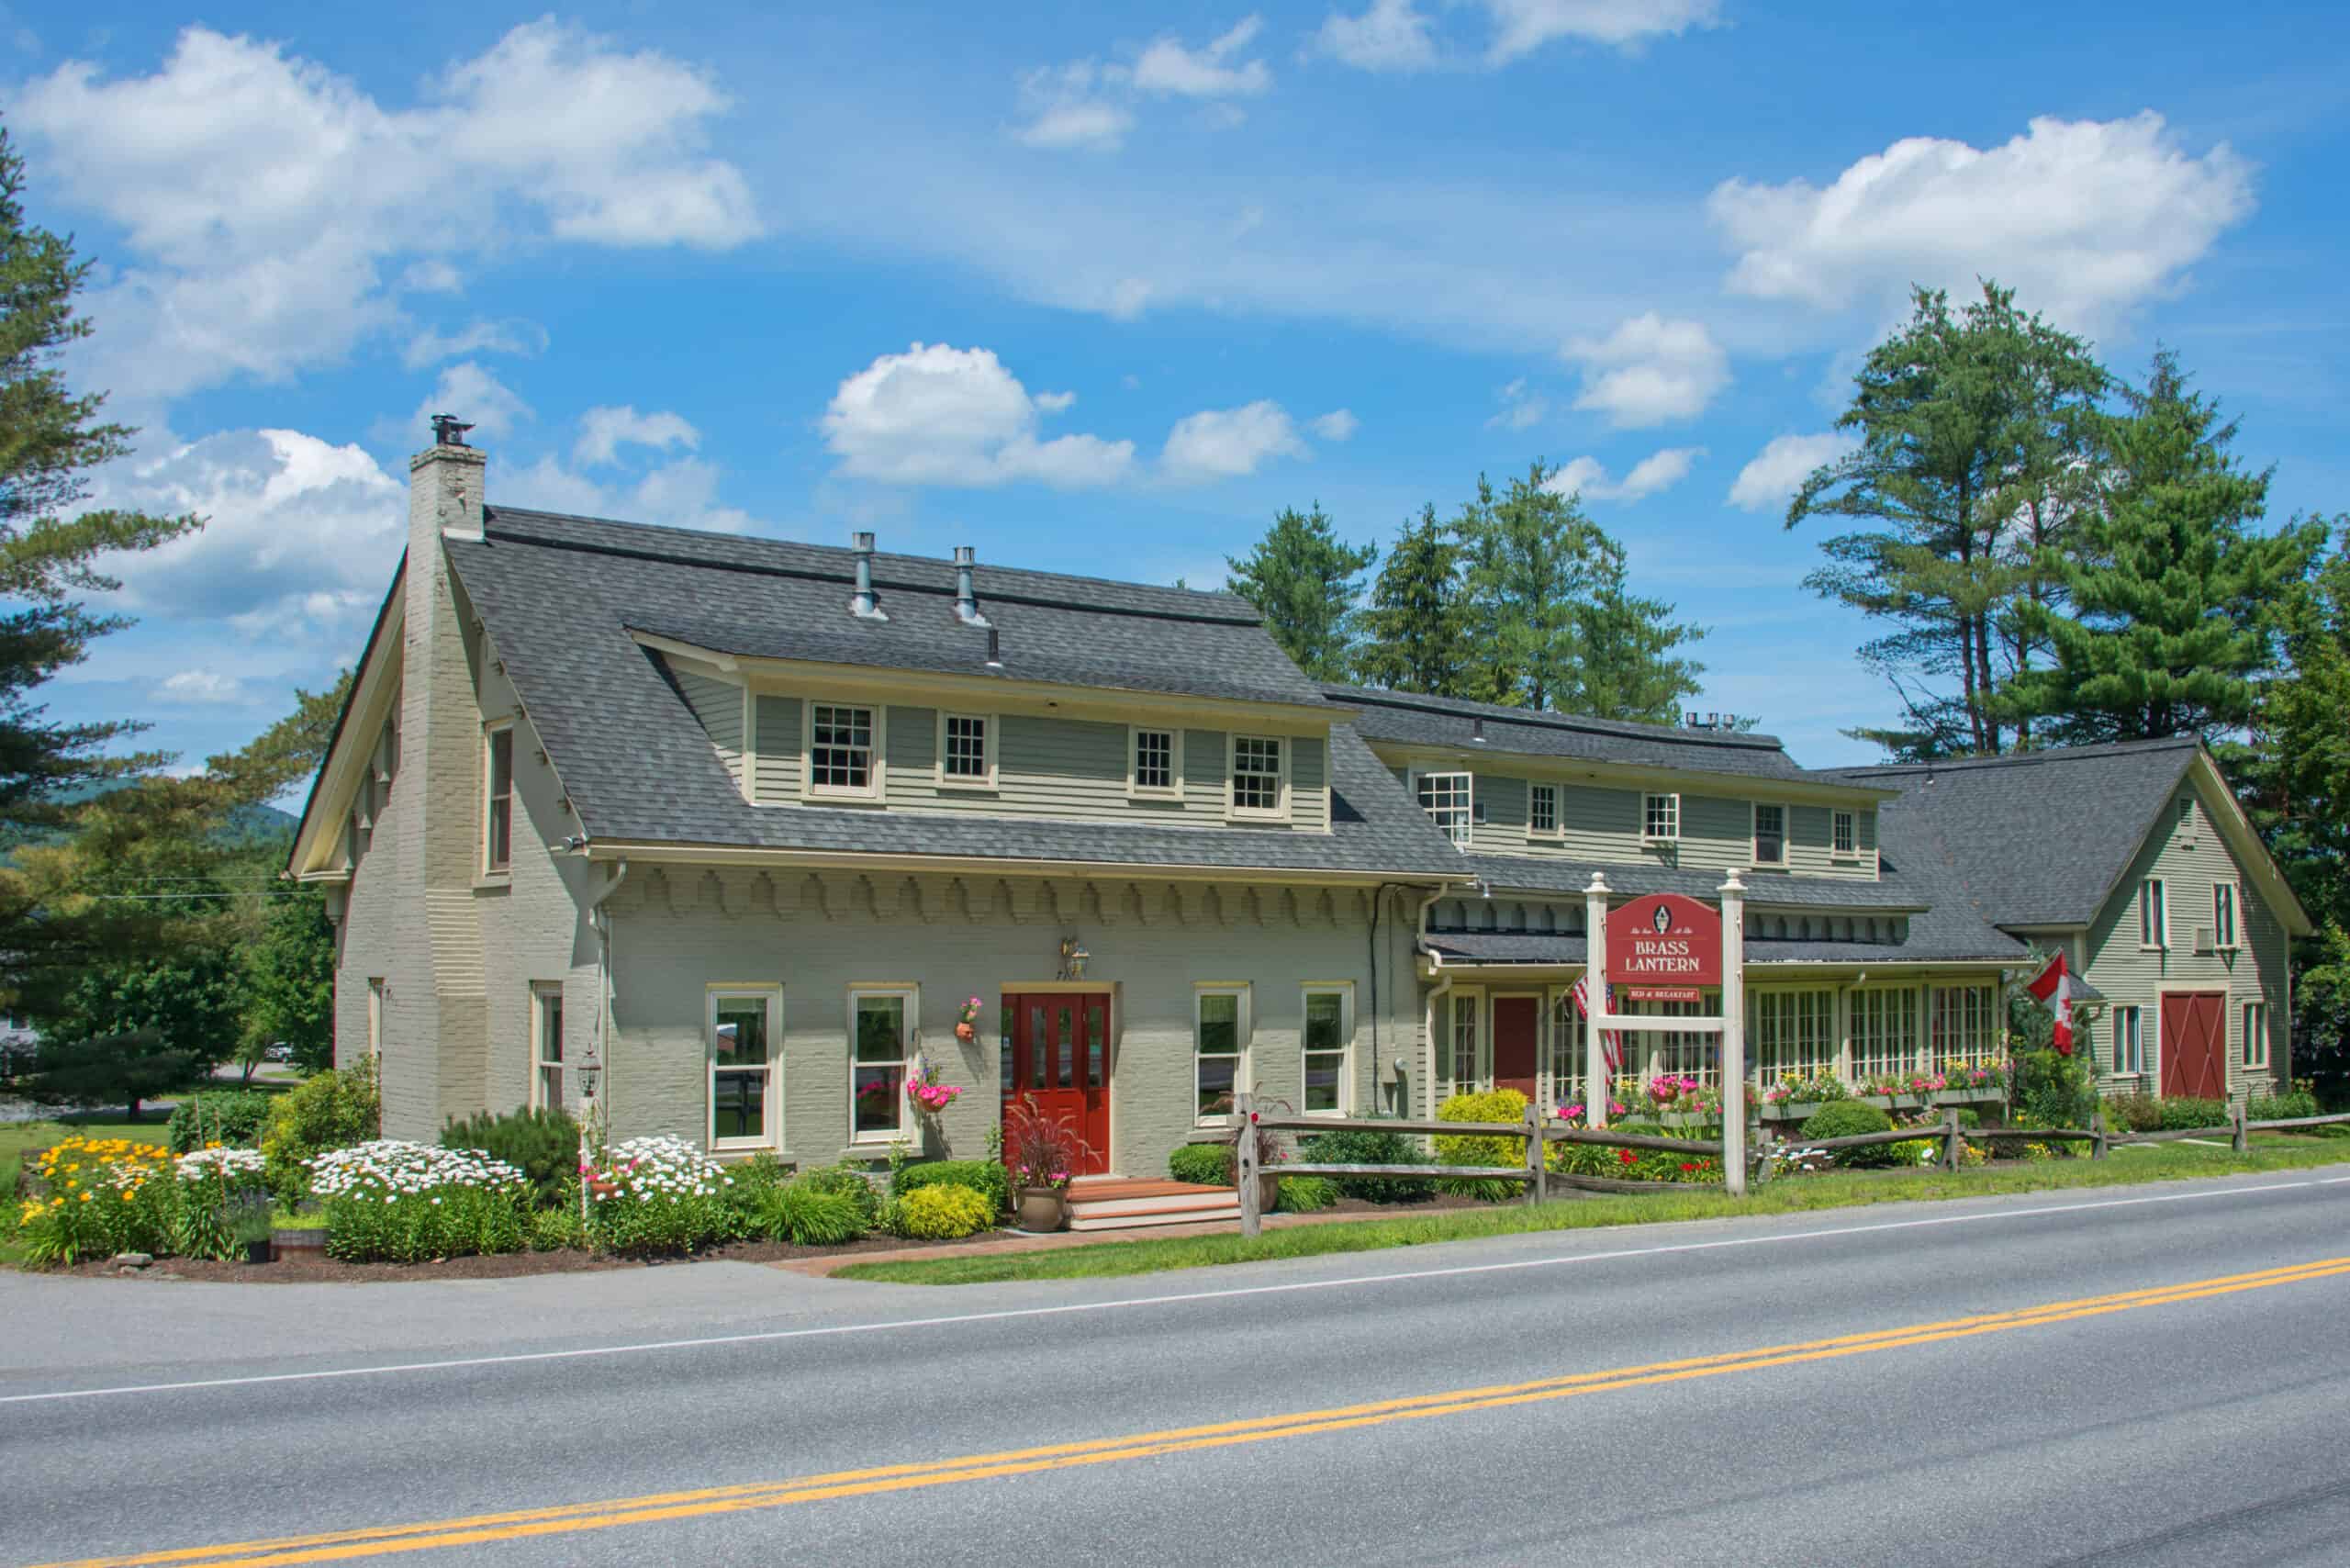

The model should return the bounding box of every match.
[1324,683,1818,782]
[442,512,1465,878]
[1818,738,2199,928]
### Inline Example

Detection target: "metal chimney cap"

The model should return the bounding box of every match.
[852,531,877,553]
[953,545,975,566]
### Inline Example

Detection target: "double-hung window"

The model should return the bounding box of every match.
[850,988,914,1142]
[1832,809,1858,857]
[1194,985,1248,1121]
[1752,802,1787,867]
[530,984,564,1111]
[2243,1001,2270,1069]
[483,724,514,873]
[1417,771,1473,847]
[709,987,780,1149]
[1643,792,1680,843]
[1446,991,1483,1097]
[1230,736,1285,817]
[1131,727,1180,796]
[366,979,385,1060]
[938,712,993,788]
[1528,783,1559,837]
[809,703,878,796]
[2211,883,2239,950]
[1302,986,1351,1115]
[2141,879,2168,949]
[2113,1005,2144,1075]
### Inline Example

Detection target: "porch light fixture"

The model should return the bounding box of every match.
[1058,935,1091,980]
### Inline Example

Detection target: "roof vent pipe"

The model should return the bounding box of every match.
[953,545,990,627]
[849,532,888,621]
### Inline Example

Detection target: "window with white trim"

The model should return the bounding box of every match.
[2177,796,2196,841]
[1230,736,1285,816]
[530,984,565,1112]
[1132,727,1178,795]
[1417,771,1473,847]
[1642,792,1680,843]
[1302,986,1351,1115]
[850,988,913,1142]
[2141,879,2168,948]
[1832,809,1857,857]
[709,988,779,1148]
[1752,802,1787,866]
[1749,989,1836,1081]
[1528,783,1559,836]
[2243,1001,2270,1070]
[1850,986,1920,1080]
[1929,983,1999,1070]
[1442,991,1483,1098]
[366,979,385,1060]
[810,703,877,795]
[2113,1005,2144,1076]
[938,712,992,787]
[483,723,514,873]
[2211,882,2238,950]
[1194,986,1247,1121]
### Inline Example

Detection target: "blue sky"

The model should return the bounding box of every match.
[7,0,2345,783]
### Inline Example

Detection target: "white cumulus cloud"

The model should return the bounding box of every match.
[822,342,1136,488]
[1312,0,1440,72]
[1545,447,1703,503]
[1160,400,1308,483]
[1134,17,1272,97]
[409,362,531,444]
[1727,431,1862,511]
[155,668,251,705]
[575,406,702,467]
[1707,113,2257,328]
[1481,0,1720,62]
[1013,62,1135,151]
[1563,313,1729,428]
[16,20,758,405]
[1310,409,1360,442]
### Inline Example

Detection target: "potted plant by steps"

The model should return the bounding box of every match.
[1003,1095,1091,1233]
[1242,1087,1295,1215]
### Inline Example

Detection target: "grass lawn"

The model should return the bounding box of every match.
[834,1141,2350,1286]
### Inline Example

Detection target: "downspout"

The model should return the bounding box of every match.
[1422,956,1453,1124]
[1404,880,1468,1117]
[587,857,631,1132]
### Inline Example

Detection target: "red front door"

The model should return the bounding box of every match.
[1003,993,1112,1176]
[2160,991,2227,1101]
[1494,996,1539,1103]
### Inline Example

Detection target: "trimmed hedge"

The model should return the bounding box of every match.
[890,1183,995,1239]
[893,1158,1009,1213]
[167,1092,274,1153]
[1799,1100,1903,1168]
[2159,1096,2231,1131]
[1435,1089,1528,1200]
[1169,1142,1233,1186]
[1296,1127,1436,1203]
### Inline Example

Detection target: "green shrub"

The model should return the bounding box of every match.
[584,1137,736,1257]
[2015,1048,2098,1128]
[889,1183,994,1239]
[259,1062,381,1202]
[1168,1143,1233,1186]
[894,1159,1009,1214]
[1275,1175,1340,1212]
[441,1107,580,1210]
[530,1201,588,1252]
[756,1183,871,1246]
[2248,1088,2320,1123]
[1297,1127,1436,1203]
[799,1161,881,1226]
[2159,1096,2231,1132]
[168,1092,274,1153]
[1434,1090,1529,1197]
[1799,1100,1904,1168]
[2102,1092,2163,1133]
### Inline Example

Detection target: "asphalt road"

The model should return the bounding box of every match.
[7,1167,2350,1567]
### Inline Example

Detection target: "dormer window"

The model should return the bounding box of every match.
[1528,782,1559,836]
[1416,771,1473,847]
[1832,809,1857,857]
[1230,735,1286,818]
[1130,727,1181,797]
[808,702,878,797]
[938,712,994,789]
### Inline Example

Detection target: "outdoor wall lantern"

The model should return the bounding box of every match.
[1058,935,1091,981]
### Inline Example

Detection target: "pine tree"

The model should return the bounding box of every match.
[1353,505,1470,694]
[2006,350,2325,744]
[1790,282,2106,756]
[1572,532,1707,724]
[1453,465,1599,710]
[1223,503,1377,682]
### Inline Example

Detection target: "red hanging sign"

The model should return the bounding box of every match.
[1606,893,1724,1001]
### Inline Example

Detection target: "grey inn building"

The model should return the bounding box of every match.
[287,429,2312,1185]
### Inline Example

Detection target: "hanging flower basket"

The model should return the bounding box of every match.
[954,995,984,1045]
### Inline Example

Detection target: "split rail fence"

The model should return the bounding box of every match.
[1222,1092,2350,1238]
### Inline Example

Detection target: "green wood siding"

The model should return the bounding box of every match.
[751,695,801,801]
[1434,769,1876,881]
[674,667,744,790]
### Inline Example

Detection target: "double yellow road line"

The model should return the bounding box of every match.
[33,1254,2350,1568]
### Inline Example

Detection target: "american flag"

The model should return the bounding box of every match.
[1568,975,1623,1076]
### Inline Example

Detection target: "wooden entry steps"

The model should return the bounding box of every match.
[1066,1178,1240,1232]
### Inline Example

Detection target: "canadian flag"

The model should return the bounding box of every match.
[2025,951,2075,1056]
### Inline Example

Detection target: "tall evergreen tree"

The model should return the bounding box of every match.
[1223,503,1376,682]
[1572,532,1707,724]
[1789,282,2106,756]
[2004,350,2325,745]
[1353,504,1470,695]
[1453,465,1600,710]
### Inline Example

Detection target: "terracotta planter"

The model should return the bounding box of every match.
[955,1022,976,1042]
[1015,1187,1067,1232]
[588,1178,618,1200]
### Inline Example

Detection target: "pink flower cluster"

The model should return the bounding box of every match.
[1556,1100,1628,1124]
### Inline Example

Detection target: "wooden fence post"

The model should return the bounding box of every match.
[2232,1101,2249,1156]
[2091,1109,2108,1161]
[1524,1104,1546,1205]
[1235,1092,1259,1238]
[1941,1107,1961,1173]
